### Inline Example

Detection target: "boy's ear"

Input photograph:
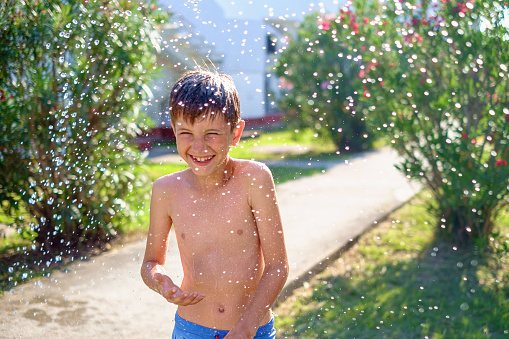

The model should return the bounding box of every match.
[231,120,245,146]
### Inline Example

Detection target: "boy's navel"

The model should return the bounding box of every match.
[180,232,185,240]
[218,306,225,313]
[237,229,243,235]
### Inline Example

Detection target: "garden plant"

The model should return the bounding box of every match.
[273,12,373,152]
[0,0,166,253]
[277,0,509,242]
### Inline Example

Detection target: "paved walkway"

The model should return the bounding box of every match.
[0,147,420,338]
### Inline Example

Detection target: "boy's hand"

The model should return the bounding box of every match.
[224,322,256,339]
[224,328,254,339]
[153,273,205,306]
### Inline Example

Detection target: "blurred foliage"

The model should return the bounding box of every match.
[294,0,509,242]
[0,0,168,253]
[273,11,373,152]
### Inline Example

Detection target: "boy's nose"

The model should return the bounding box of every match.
[191,137,208,153]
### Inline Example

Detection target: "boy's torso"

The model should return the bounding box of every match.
[164,159,270,330]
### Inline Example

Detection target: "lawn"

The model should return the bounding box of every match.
[274,191,509,338]
[231,128,338,161]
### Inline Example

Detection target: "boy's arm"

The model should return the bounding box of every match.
[140,178,205,306]
[227,164,289,338]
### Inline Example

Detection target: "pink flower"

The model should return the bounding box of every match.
[404,32,424,45]
[495,158,507,167]
[319,20,331,30]
[357,69,366,78]
[453,3,469,13]
[321,81,333,90]
[279,78,293,90]
[461,133,468,139]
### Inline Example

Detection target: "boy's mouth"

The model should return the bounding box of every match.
[190,155,215,164]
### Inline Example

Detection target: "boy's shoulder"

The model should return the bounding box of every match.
[231,158,274,184]
[233,158,271,174]
[152,169,190,192]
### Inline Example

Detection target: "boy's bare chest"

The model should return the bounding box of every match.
[170,186,257,244]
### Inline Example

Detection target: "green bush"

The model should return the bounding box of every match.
[347,0,509,242]
[0,0,166,253]
[273,12,373,152]
[279,0,509,242]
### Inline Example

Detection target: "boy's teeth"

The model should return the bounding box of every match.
[193,155,213,162]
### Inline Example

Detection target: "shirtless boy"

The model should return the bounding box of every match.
[141,69,289,339]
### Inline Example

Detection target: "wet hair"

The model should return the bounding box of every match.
[169,69,241,130]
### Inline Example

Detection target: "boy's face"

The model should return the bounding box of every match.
[171,116,244,178]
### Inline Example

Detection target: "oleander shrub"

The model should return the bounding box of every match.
[0,0,167,253]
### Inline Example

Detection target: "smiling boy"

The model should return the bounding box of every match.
[141,69,289,339]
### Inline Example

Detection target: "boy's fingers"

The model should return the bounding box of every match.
[182,293,205,306]
[188,294,206,305]
[167,289,186,303]
[162,287,178,300]
[179,292,197,306]
[169,292,205,306]
[182,292,205,305]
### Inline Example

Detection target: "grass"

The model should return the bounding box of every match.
[274,191,509,338]
[230,128,338,161]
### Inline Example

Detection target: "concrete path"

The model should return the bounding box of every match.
[0,147,420,338]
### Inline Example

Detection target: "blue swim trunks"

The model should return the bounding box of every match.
[172,312,276,339]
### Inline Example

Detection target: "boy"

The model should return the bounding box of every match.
[141,69,289,339]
